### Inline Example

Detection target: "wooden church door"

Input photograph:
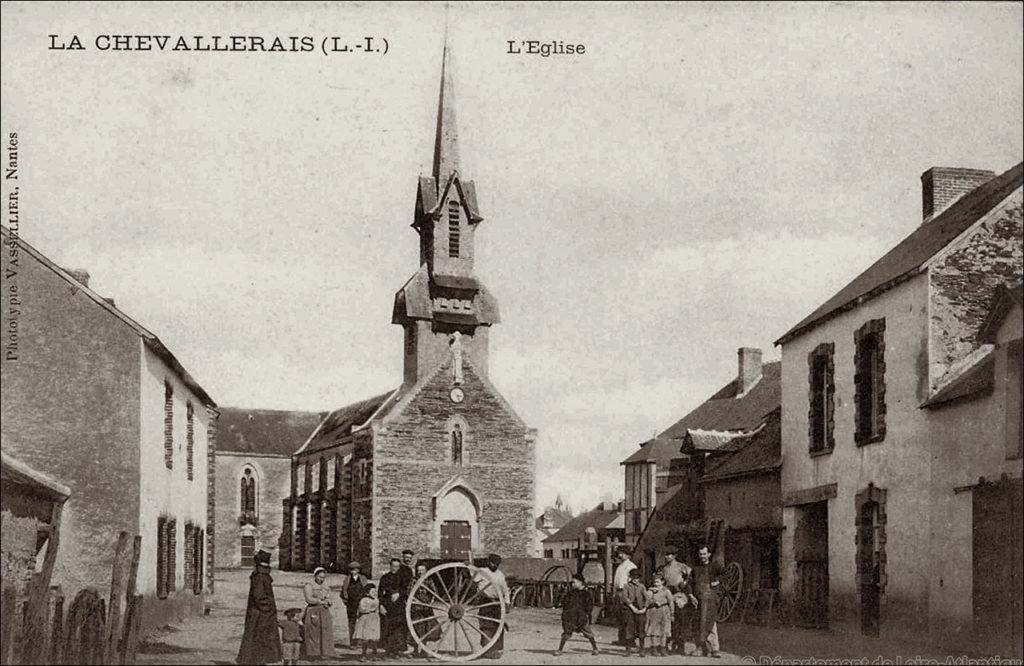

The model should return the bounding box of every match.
[440,521,471,559]
[240,535,255,567]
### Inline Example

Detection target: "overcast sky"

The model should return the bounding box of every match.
[2,1,1022,515]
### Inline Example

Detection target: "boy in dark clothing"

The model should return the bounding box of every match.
[554,574,599,656]
[278,608,303,666]
[622,568,649,657]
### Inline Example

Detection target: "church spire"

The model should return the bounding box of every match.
[432,26,460,183]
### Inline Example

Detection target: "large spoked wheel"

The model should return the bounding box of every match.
[405,562,506,662]
[716,561,744,622]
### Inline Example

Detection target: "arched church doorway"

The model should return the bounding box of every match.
[436,487,478,559]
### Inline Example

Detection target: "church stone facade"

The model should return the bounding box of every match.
[279,41,536,576]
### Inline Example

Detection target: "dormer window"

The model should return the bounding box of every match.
[448,199,460,258]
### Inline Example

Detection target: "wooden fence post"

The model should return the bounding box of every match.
[0,585,17,665]
[48,587,64,665]
[104,532,132,665]
[118,536,142,665]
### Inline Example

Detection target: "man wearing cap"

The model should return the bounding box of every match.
[236,550,282,665]
[470,553,510,659]
[612,547,637,647]
[340,561,370,640]
[657,547,691,654]
[399,549,416,591]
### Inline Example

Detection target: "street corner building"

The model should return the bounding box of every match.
[0,227,216,631]
[279,40,538,577]
[214,408,324,569]
[774,164,1023,653]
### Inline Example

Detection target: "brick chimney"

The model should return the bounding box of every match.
[921,167,994,223]
[64,268,90,288]
[737,347,762,395]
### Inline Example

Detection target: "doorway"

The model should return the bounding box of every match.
[973,478,1023,657]
[440,521,471,559]
[857,501,882,636]
[240,535,255,567]
[794,500,829,628]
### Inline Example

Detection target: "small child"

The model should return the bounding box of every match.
[353,583,381,661]
[554,573,599,656]
[278,608,303,666]
[623,568,648,657]
[645,575,674,656]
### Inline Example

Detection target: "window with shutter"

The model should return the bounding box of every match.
[854,319,886,445]
[1007,339,1023,460]
[167,518,177,593]
[186,402,194,480]
[808,343,835,454]
[164,382,174,469]
[157,517,167,599]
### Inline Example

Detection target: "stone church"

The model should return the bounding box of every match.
[279,41,537,575]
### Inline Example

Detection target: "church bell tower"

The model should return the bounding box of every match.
[392,35,500,388]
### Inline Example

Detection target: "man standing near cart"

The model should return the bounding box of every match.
[612,546,638,647]
[471,553,510,659]
[688,544,724,658]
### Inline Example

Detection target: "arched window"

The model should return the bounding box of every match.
[446,416,469,466]
[451,424,464,466]
[240,467,258,525]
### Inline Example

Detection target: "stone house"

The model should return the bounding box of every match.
[534,504,573,557]
[541,502,624,560]
[0,227,217,631]
[774,164,1022,650]
[631,406,782,588]
[279,41,536,576]
[214,408,323,569]
[621,347,780,546]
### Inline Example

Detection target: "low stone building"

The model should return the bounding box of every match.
[774,163,1022,651]
[279,40,536,576]
[534,503,573,557]
[214,408,323,569]
[0,227,217,631]
[541,502,624,560]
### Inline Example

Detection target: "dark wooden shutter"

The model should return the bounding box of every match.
[167,519,177,593]
[186,402,194,481]
[156,517,167,599]
[164,383,174,469]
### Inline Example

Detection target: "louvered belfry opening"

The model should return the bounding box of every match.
[448,199,460,257]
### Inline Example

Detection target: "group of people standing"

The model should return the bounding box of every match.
[613,544,725,658]
[236,549,511,664]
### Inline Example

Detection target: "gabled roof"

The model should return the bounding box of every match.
[921,350,995,409]
[297,390,397,456]
[978,282,1023,344]
[1,226,216,407]
[217,408,325,457]
[777,162,1024,345]
[622,361,780,465]
[542,504,623,544]
[535,507,573,531]
[702,408,781,482]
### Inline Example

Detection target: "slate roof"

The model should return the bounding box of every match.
[217,408,325,457]
[621,361,781,466]
[922,351,996,409]
[686,429,750,453]
[1,226,216,407]
[777,162,1024,345]
[542,506,623,544]
[702,408,782,482]
[298,391,397,456]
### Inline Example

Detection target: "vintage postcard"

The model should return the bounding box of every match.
[1,2,1022,664]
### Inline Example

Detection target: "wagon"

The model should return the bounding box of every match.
[404,559,508,662]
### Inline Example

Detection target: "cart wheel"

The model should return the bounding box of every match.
[716,561,744,622]
[405,562,506,662]
[509,584,524,608]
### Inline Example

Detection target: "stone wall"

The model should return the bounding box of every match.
[372,359,535,575]
[929,187,1023,386]
[214,453,291,568]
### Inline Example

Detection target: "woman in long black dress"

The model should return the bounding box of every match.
[236,550,282,665]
